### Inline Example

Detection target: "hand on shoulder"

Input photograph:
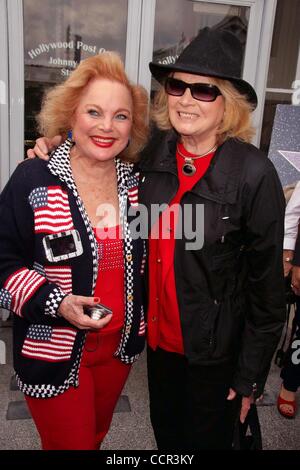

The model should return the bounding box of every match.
[26,135,63,160]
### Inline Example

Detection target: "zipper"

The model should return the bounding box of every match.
[209,299,220,351]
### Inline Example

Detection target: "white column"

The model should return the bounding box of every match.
[125,0,143,83]
[138,0,156,92]
[250,0,278,147]
[7,0,24,175]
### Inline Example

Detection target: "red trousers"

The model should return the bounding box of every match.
[25,330,131,450]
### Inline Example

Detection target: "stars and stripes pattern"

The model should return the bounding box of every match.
[138,306,146,336]
[21,325,77,362]
[0,288,12,311]
[44,266,72,294]
[4,268,47,317]
[127,173,139,207]
[29,186,74,234]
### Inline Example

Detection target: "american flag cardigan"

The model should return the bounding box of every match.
[0,139,147,398]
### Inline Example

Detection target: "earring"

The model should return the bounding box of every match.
[67,130,73,142]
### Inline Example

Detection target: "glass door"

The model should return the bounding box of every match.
[23,0,130,155]
[138,0,265,141]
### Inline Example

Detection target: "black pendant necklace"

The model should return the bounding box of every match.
[177,144,217,176]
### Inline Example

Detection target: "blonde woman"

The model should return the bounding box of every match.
[141,27,285,450]
[0,52,148,449]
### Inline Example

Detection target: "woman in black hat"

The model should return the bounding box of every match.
[140,26,285,450]
[28,27,285,450]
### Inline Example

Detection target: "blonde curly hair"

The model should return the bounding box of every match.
[37,52,149,162]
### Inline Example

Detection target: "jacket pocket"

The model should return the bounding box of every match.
[189,299,220,361]
[209,297,244,360]
[212,250,237,270]
[212,250,239,298]
[21,324,77,362]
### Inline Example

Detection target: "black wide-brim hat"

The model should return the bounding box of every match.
[149,27,257,108]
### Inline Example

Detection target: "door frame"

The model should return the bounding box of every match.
[7,0,24,177]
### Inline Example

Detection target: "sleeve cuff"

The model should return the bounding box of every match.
[232,377,263,399]
[283,238,296,250]
[44,287,69,318]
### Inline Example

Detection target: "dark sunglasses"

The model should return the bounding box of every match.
[165,77,222,102]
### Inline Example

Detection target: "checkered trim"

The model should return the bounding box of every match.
[114,160,139,365]
[44,287,68,317]
[16,332,86,398]
[140,240,147,274]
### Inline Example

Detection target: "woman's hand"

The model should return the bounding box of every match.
[27,135,63,160]
[291,265,300,296]
[227,388,254,423]
[58,295,112,330]
[283,249,294,277]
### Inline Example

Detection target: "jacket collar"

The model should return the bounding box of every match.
[47,138,134,194]
[139,130,242,205]
[138,128,178,174]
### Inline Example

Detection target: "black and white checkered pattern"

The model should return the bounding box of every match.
[114,159,138,364]
[44,287,68,317]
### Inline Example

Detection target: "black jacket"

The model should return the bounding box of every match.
[138,129,286,397]
[0,140,146,398]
